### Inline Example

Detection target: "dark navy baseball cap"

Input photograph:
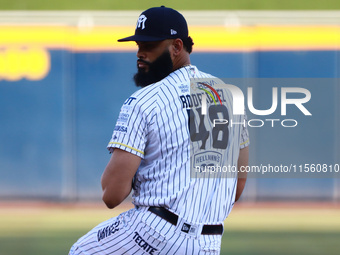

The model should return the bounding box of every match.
[118,6,189,42]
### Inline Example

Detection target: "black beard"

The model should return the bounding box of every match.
[133,50,173,88]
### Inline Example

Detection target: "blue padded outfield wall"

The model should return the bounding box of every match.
[0,14,340,201]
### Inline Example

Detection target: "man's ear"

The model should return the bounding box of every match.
[171,38,184,56]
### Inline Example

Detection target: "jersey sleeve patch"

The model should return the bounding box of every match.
[107,95,147,159]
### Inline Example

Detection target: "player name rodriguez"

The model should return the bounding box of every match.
[195,163,340,175]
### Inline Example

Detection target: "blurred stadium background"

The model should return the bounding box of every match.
[0,1,340,254]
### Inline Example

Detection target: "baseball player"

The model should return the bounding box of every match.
[69,6,249,255]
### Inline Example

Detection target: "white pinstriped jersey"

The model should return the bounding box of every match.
[108,65,249,225]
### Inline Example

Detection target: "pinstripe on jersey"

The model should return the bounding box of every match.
[107,65,249,225]
[69,207,222,255]
[69,65,249,255]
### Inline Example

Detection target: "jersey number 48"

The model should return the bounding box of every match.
[187,104,229,150]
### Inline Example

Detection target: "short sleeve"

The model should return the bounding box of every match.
[240,113,250,149]
[107,96,146,158]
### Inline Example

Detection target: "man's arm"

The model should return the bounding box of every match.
[101,148,141,209]
[235,146,249,202]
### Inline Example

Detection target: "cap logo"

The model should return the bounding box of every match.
[170,29,177,35]
[136,14,147,30]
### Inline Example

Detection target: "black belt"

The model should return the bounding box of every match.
[148,206,223,235]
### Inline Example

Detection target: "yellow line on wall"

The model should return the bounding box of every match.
[0,25,340,51]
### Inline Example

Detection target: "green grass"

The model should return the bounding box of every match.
[0,204,117,255]
[0,204,339,255]
[221,231,340,255]
[1,0,340,10]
